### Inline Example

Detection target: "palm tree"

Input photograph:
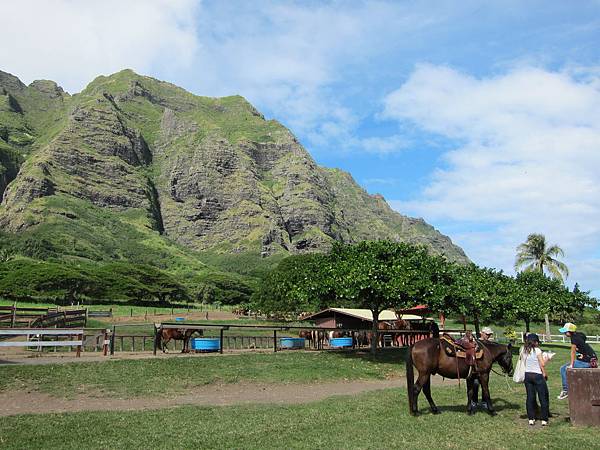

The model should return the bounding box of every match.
[514,233,569,282]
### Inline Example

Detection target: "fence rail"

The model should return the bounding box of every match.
[536,333,600,344]
[0,328,85,356]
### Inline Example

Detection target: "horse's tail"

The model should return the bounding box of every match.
[406,345,415,414]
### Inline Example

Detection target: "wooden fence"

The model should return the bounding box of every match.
[0,306,87,329]
[0,306,51,327]
[31,309,87,328]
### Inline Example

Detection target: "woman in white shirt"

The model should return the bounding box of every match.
[522,333,549,426]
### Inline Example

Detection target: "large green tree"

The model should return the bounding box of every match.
[515,233,569,282]
[251,253,332,319]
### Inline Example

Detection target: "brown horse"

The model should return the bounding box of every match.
[406,338,513,416]
[391,319,411,346]
[155,327,203,353]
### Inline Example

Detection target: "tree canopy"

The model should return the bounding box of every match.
[253,240,596,339]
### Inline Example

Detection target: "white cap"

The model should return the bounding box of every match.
[481,327,494,335]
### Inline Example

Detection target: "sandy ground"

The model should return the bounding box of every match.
[0,349,454,416]
[0,377,453,417]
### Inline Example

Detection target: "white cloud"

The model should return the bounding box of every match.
[385,65,600,291]
[190,1,451,152]
[1,0,198,93]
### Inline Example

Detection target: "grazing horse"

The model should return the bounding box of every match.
[155,327,202,353]
[406,338,513,416]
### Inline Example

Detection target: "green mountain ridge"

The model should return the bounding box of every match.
[0,68,468,303]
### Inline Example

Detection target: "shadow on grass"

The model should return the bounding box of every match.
[0,359,18,365]
[417,398,520,415]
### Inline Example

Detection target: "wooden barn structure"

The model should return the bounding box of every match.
[301,308,425,330]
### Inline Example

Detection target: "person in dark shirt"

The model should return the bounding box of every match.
[557,322,598,400]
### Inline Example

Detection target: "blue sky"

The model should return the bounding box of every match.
[3,1,600,296]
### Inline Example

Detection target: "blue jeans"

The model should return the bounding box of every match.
[560,360,591,391]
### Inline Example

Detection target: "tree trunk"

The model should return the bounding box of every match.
[370,309,380,355]
[544,314,551,341]
[474,316,481,336]
[524,317,531,333]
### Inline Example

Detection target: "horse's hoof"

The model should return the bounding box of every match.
[431,408,441,415]
[488,410,497,416]
[410,410,420,417]
[467,409,475,416]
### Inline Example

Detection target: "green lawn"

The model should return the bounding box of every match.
[1,363,597,449]
[0,350,405,398]
[1,343,598,448]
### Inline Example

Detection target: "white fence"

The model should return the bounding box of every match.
[0,328,85,356]
[534,333,600,344]
[445,331,600,344]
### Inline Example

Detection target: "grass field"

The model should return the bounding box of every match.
[0,299,232,317]
[1,344,599,449]
[0,350,404,398]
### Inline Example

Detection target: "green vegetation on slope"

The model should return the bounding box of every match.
[0,68,468,306]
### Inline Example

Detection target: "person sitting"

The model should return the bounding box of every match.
[557,322,598,400]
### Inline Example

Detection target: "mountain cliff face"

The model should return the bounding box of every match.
[0,69,468,275]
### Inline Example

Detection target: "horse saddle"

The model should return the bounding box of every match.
[440,333,483,366]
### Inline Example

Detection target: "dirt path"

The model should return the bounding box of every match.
[0,378,452,417]
[0,380,400,416]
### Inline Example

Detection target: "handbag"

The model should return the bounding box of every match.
[513,348,526,383]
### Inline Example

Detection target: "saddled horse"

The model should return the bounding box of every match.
[155,327,203,353]
[406,337,513,416]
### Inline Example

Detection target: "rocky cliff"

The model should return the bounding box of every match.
[0,69,468,275]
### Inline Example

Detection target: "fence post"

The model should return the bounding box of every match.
[110,325,116,355]
[219,329,224,354]
[76,332,82,357]
[153,324,158,356]
[103,329,109,356]
[273,330,277,352]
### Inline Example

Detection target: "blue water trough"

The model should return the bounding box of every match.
[192,338,220,352]
[330,337,353,348]
[279,337,306,350]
